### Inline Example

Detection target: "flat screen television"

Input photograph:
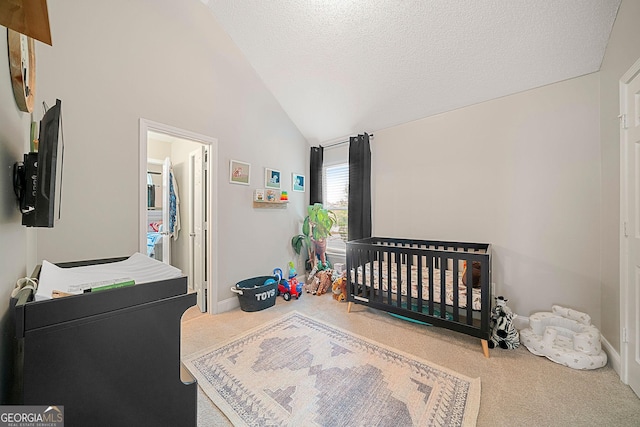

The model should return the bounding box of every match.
[13,99,63,227]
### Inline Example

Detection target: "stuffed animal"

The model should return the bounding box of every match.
[461,261,482,288]
[304,266,319,294]
[315,270,333,295]
[488,296,520,350]
[494,295,512,315]
[332,274,348,302]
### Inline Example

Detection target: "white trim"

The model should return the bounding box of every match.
[619,79,628,384]
[217,296,240,313]
[139,119,219,314]
[326,246,346,256]
[602,335,622,375]
[619,58,640,385]
[512,314,529,332]
[621,56,640,83]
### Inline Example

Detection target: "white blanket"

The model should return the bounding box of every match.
[36,252,183,301]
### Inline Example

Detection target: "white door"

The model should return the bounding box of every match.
[161,157,172,264]
[189,147,207,312]
[622,59,640,397]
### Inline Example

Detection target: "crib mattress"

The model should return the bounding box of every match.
[352,260,482,311]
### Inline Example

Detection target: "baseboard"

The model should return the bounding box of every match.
[601,335,621,376]
[216,296,239,313]
[513,314,529,331]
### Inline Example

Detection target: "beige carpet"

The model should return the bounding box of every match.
[181,293,640,426]
[184,311,480,426]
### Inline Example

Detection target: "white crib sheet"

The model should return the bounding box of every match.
[352,260,482,310]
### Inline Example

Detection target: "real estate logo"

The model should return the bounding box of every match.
[0,406,64,427]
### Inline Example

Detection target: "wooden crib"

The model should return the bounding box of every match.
[346,237,493,357]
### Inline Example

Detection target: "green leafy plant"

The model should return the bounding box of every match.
[291,203,337,270]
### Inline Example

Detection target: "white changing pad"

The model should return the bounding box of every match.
[36,252,183,301]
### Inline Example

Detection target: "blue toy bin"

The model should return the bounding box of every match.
[231,275,278,312]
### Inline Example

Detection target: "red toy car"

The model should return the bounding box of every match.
[277,277,303,301]
[274,268,303,301]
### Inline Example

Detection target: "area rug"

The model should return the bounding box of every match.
[183,311,480,426]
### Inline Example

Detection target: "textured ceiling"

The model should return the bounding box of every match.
[201,0,621,144]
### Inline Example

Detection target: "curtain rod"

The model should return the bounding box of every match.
[322,140,348,149]
[321,133,374,149]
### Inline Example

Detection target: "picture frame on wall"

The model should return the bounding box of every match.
[265,168,281,189]
[292,173,305,192]
[254,189,265,201]
[229,160,251,185]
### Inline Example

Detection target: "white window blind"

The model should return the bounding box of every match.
[323,163,348,246]
[323,163,349,210]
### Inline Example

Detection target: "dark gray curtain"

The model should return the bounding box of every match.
[309,146,324,205]
[348,133,372,241]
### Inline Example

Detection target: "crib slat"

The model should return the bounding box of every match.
[466,257,474,324]
[439,256,446,319]
[427,256,434,316]
[480,258,491,336]
[406,252,412,312]
[367,249,374,301]
[351,248,358,297]
[417,255,423,314]
[395,250,402,309]
[452,257,460,322]
[386,251,392,305]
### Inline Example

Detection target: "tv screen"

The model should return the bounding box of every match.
[21,99,63,227]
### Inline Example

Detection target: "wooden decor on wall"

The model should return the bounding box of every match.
[0,0,52,45]
[8,29,36,113]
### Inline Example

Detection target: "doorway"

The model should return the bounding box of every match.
[139,119,218,313]
[146,157,172,264]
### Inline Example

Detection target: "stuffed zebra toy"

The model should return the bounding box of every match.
[488,296,520,350]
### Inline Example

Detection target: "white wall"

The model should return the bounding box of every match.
[599,0,640,354]
[0,29,35,404]
[373,74,602,326]
[33,0,308,305]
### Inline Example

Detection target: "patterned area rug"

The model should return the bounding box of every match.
[184,311,480,426]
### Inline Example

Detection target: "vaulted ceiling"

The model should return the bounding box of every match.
[201,0,621,144]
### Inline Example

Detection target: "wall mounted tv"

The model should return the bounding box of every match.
[13,99,63,227]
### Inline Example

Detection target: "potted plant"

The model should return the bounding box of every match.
[291,203,337,271]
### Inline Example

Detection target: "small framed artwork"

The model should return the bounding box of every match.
[265,168,281,189]
[229,160,250,185]
[292,173,305,192]
[265,189,280,202]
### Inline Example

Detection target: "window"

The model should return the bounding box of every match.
[323,163,348,251]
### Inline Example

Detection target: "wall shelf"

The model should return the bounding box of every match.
[253,200,288,209]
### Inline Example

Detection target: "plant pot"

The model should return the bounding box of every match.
[314,238,327,264]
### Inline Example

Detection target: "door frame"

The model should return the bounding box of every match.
[619,56,640,387]
[139,118,219,314]
[188,146,208,312]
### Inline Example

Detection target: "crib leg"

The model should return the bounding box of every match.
[347,302,353,313]
[481,339,490,358]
